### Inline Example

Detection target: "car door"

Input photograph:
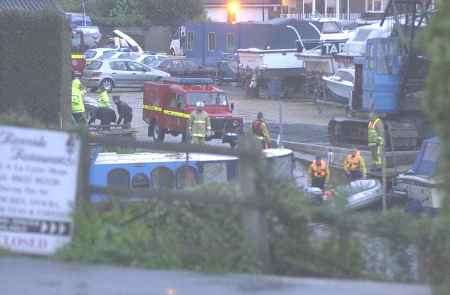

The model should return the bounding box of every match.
[173,60,186,77]
[108,61,129,88]
[125,61,147,87]
[164,93,179,132]
[158,60,173,75]
[182,60,197,77]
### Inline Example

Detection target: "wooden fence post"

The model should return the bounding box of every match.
[238,135,271,272]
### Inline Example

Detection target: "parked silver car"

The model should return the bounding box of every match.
[81,59,170,91]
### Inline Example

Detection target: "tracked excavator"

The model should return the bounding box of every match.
[328,0,435,151]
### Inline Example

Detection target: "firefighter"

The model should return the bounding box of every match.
[252,112,271,149]
[188,101,211,144]
[343,149,367,181]
[309,156,330,190]
[113,95,133,128]
[368,114,384,169]
[71,77,86,124]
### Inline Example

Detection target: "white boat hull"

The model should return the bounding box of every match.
[322,76,353,105]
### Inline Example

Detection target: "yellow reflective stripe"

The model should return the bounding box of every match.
[143,104,163,112]
[143,104,190,118]
[368,118,381,129]
[163,110,190,119]
[71,54,85,59]
[192,133,205,137]
[193,120,206,124]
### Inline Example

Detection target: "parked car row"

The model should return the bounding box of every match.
[82,47,222,91]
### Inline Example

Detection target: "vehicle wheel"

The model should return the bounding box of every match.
[147,124,154,137]
[100,78,114,92]
[229,141,237,148]
[170,48,176,56]
[152,123,166,142]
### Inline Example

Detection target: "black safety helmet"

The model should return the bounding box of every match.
[257,112,263,119]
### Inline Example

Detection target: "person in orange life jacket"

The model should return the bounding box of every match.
[343,149,367,181]
[252,112,271,149]
[309,156,330,190]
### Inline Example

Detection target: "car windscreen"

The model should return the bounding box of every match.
[86,61,103,70]
[101,51,117,59]
[142,56,157,67]
[84,50,97,59]
[321,22,341,34]
[187,92,229,106]
[118,53,140,59]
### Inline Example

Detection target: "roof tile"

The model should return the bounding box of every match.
[0,0,59,11]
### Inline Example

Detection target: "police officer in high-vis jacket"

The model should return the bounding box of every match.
[188,101,211,144]
[71,77,86,124]
[91,85,116,126]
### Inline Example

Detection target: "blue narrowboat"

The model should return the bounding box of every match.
[181,18,348,66]
[89,149,294,202]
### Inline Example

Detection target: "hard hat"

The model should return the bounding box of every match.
[257,112,263,119]
[196,101,205,108]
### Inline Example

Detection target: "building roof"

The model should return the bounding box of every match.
[0,0,60,11]
[205,0,281,6]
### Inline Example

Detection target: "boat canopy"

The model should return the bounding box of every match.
[411,137,440,177]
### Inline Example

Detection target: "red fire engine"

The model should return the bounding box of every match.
[143,78,243,147]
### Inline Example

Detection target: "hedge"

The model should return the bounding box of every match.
[0,9,71,127]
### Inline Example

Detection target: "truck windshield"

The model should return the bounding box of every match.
[187,92,229,106]
[321,22,341,34]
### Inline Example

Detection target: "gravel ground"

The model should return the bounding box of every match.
[105,85,344,144]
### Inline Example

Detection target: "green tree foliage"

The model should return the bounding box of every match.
[134,0,204,25]
[58,0,83,12]
[59,198,258,272]
[58,0,204,26]
[424,2,450,293]
[0,10,71,127]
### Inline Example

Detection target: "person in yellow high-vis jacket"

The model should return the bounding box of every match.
[252,112,272,149]
[71,78,86,124]
[91,85,116,126]
[188,101,211,145]
[97,86,111,108]
[368,114,384,169]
